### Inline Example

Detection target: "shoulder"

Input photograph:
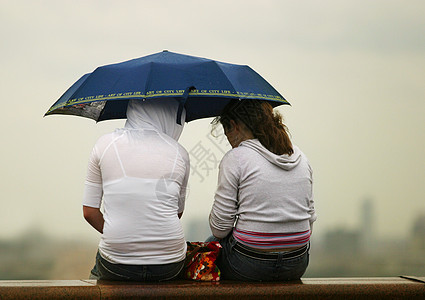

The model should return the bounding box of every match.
[156,132,190,164]
[293,145,313,173]
[294,145,310,163]
[220,146,247,167]
[93,131,119,148]
[224,141,262,162]
[176,142,189,162]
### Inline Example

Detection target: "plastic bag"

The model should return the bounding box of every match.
[183,241,222,281]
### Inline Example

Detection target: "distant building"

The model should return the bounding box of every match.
[410,213,425,253]
[360,198,376,252]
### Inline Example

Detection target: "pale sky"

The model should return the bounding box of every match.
[1,0,424,241]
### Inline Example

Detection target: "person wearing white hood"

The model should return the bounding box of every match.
[209,99,316,281]
[82,99,189,281]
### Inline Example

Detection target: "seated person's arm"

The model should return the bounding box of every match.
[83,206,104,234]
[209,153,239,239]
[177,151,190,220]
[83,145,104,233]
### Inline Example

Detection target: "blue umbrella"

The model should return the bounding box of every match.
[45,50,289,123]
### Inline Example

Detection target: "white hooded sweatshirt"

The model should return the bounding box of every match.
[209,139,316,239]
[83,99,189,264]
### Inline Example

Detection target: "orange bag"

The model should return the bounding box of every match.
[183,241,222,281]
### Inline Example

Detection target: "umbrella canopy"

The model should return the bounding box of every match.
[45,50,289,123]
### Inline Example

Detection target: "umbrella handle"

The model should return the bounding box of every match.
[177,86,195,125]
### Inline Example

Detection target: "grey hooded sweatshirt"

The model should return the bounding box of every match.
[209,139,316,239]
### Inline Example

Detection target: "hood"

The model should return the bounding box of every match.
[240,139,302,171]
[124,99,186,141]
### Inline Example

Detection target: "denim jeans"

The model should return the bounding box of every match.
[89,250,184,282]
[216,234,309,281]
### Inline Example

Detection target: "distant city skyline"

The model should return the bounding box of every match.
[2,204,423,280]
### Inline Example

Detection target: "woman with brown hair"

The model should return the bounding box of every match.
[209,99,316,281]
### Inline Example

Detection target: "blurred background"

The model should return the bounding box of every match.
[1,0,424,279]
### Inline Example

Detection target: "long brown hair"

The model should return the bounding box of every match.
[213,99,293,155]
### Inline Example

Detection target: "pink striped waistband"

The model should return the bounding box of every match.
[233,228,311,250]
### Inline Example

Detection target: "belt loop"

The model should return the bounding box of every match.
[277,252,283,264]
[229,234,238,247]
[143,266,149,281]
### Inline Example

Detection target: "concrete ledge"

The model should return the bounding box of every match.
[0,280,99,299]
[0,277,424,299]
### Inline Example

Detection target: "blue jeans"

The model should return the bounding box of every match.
[89,250,184,282]
[215,234,309,281]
